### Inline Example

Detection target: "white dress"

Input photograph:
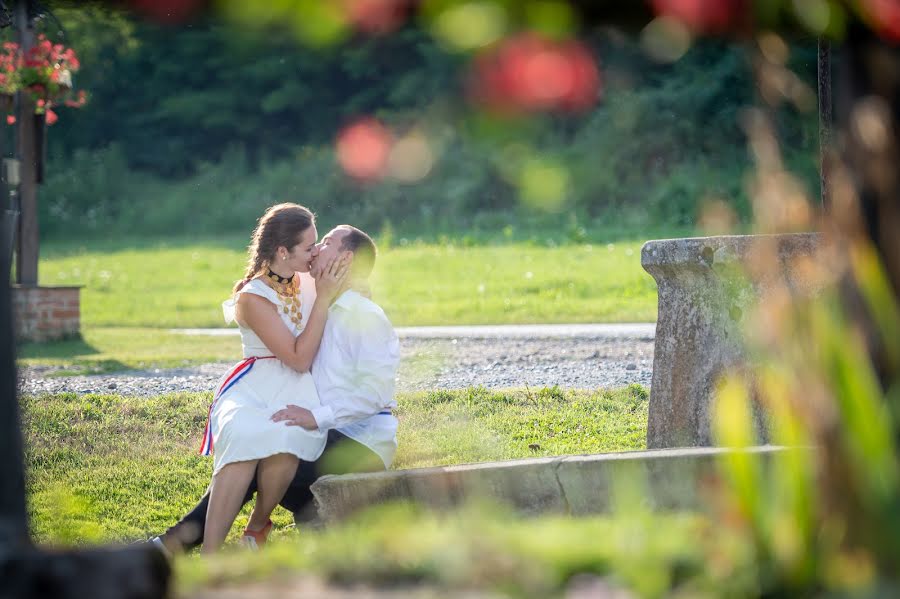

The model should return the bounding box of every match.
[200,277,327,475]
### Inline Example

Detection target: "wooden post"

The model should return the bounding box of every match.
[14,0,38,286]
[834,26,900,293]
[817,38,832,209]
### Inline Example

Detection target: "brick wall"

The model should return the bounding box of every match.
[11,285,82,342]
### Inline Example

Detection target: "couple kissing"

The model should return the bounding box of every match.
[152,203,399,554]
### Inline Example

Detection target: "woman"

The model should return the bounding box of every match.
[200,202,348,553]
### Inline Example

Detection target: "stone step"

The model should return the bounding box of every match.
[311,445,792,522]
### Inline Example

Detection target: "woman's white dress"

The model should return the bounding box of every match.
[202,277,326,475]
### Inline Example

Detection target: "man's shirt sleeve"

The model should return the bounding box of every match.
[310,310,399,431]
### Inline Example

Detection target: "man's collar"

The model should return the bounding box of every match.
[332,289,364,310]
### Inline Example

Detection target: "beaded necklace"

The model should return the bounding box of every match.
[266,268,303,329]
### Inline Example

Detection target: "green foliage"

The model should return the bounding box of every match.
[177,504,734,597]
[21,385,648,544]
[709,240,900,596]
[24,11,818,238]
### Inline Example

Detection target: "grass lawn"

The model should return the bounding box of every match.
[24,384,757,597]
[176,506,720,597]
[17,327,241,374]
[35,236,659,329]
[22,384,649,545]
[22,235,661,372]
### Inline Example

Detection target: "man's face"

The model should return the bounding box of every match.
[310,226,350,278]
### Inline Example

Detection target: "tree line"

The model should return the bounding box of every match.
[19,6,820,238]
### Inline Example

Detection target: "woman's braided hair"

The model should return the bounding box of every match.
[233,203,315,293]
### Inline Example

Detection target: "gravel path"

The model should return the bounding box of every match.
[18,325,656,397]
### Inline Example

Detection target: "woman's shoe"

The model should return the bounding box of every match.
[240,519,273,550]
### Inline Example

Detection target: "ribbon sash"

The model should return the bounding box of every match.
[198,356,274,456]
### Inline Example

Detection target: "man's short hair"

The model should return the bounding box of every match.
[339,225,377,277]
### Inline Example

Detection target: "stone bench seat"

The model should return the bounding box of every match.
[311,445,791,522]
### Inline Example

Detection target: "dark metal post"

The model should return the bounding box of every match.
[0,196,29,556]
[4,158,19,266]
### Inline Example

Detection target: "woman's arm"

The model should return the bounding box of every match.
[235,256,349,372]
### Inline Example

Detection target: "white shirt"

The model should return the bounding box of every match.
[299,275,400,468]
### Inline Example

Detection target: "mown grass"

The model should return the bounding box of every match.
[17,327,241,375]
[35,236,659,328]
[22,385,649,544]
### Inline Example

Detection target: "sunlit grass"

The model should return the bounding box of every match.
[17,327,241,374]
[35,236,658,328]
[174,504,734,598]
[22,385,648,544]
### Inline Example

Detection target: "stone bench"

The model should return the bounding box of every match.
[641,233,820,448]
[311,446,791,522]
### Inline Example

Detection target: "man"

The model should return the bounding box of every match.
[153,225,399,553]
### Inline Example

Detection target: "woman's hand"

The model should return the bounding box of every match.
[315,253,351,303]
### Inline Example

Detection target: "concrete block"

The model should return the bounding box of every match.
[641,234,821,448]
[312,446,792,523]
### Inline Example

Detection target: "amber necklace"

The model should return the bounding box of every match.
[266,268,303,329]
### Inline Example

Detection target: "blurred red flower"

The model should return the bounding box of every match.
[862,0,900,42]
[336,118,393,181]
[650,0,748,35]
[469,33,601,114]
[128,0,204,24]
[343,0,408,35]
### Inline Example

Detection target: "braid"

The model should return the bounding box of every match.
[234,252,266,293]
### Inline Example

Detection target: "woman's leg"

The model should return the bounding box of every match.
[202,460,258,554]
[246,453,299,532]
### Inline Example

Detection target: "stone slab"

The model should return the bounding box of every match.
[311,446,791,523]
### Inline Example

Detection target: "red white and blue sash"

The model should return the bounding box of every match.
[199,356,274,456]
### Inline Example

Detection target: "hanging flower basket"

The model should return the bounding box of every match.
[0,36,86,126]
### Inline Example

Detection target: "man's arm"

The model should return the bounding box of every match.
[272,310,399,430]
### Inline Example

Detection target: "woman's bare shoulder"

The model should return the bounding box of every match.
[237,278,277,302]
[235,279,279,322]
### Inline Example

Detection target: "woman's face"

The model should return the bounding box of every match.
[279,225,318,274]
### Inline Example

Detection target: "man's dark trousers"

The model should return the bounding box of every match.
[165,430,384,551]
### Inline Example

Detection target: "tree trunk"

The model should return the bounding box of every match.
[13,0,37,286]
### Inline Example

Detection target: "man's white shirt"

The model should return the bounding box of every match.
[300,275,400,467]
